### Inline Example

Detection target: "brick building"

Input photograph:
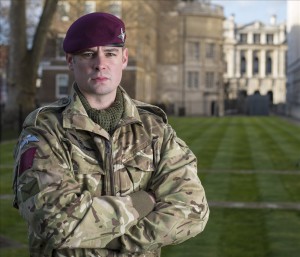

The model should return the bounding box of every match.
[39,0,225,116]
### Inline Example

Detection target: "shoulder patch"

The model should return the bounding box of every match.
[19,134,39,151]
[19,147,37,177]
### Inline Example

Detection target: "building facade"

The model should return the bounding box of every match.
[157,0,224,116]
[223,15,287,114]
[39,0,225,116]
[286,0,300,119]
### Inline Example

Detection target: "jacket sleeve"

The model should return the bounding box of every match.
[116,124,210,253]
[13,125,152,251]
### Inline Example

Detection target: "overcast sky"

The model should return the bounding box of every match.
[211,0,287,25]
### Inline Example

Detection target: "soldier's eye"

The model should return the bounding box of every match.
[81,52,95,59]
[105,52,117,57]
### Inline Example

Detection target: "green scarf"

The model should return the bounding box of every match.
[75,84,124,135]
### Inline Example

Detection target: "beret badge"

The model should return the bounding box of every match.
[118,28,126,43]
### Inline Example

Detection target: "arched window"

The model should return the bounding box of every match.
[240,50,246,75]
[253,51,259,75]
[266,51,272,75]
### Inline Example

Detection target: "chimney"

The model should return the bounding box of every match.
[270,15,277,25]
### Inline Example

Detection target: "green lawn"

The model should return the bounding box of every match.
[1,116,300,257]
[163,116,300,257]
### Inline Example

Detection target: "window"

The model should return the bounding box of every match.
[206,43,215,59]
[187,42,200,61]
[58,1,70,21]
[240,50,246,75]
[266,34,274,44]
[187,71,199,88]
[56,36,65,58]
[253,51,259,75]
[56,74,69,98]
[206,72,214,88]
[253,33,260,44]
[84,1,96,14]
[266,51,272,75]
[109,1,122,18]
[239,33,247,43]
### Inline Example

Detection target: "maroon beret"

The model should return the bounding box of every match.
[63,12,126,53]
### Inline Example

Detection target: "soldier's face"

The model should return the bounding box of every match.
[67,46,128,101]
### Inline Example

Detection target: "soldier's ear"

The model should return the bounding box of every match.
[122,48,128,70]
[66,54,74,71]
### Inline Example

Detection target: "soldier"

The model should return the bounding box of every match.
[12,12,209,257]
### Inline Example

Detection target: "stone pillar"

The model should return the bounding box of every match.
[261,33,266,44]
[279,49,285,77]
[236,49,241,77]
[227,47,235,77]
[247,49,253,78]
[273,50,279,78]
[260,50,266,77]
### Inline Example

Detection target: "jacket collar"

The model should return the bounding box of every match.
[62,84,142,136]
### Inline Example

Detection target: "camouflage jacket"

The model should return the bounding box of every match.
[13,86,209,257]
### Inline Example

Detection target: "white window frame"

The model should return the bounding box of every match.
[253,33,260,44]
[56,34,66,59]
[187,41,200,61]
[206,72,214,88]
[206,43,215,59]
[56,74,69,98]
[187,71,199,88]
[239,33,247,43]
[266,34,274,44]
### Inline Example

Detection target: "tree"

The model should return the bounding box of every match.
[5,0,58,129]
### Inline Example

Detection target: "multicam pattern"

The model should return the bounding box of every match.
[13,86,209,257]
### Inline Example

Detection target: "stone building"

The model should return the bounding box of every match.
[223,14,287,114]
[286,0,300,119]
[39,0,225,116]
[158,0,224,116]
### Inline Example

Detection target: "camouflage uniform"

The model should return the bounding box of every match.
[13,86,209,257]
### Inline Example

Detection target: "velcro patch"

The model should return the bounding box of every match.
[19,147,37,177]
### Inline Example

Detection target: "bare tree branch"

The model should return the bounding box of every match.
[5,0,59,129]
[30,0,59,69]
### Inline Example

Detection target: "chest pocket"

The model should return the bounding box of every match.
[116,140,157,195]
[71,144,104,196]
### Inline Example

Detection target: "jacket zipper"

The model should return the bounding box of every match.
[105,140,115,196]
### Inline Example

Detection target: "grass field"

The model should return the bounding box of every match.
[0,116,300,257]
